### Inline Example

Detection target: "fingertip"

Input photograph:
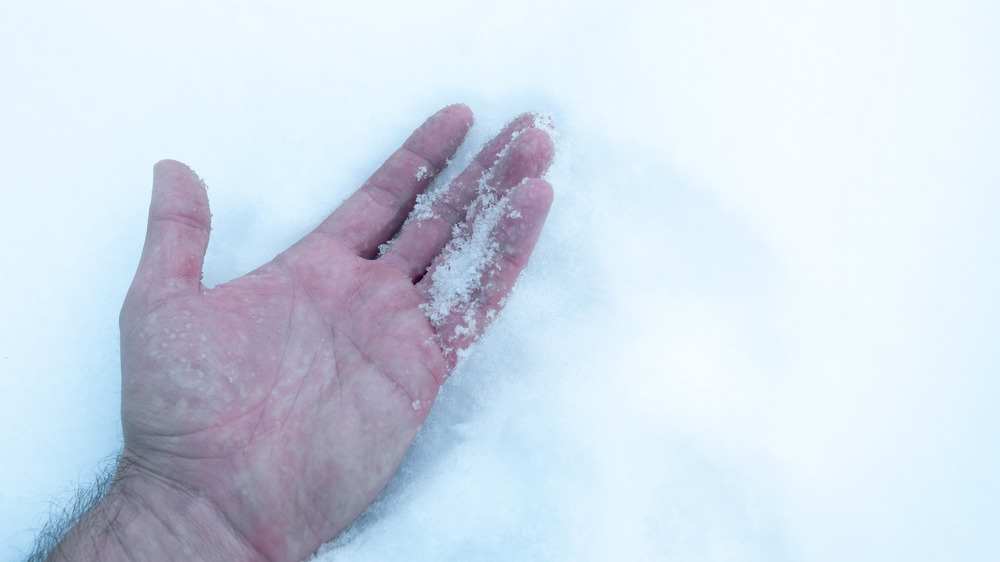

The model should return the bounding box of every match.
[508,178,554,224]
[404,105,476,169]
[440,103,474,128]
[153,158,186,171]
[475,114,536,165]
[427,103,474,135]
[153,158,192,178]
[510,111,556,139]
[492,129,557,188]
[513,127,556,173]
[522,177,554,210]
[152,159,208,197]
[508,112,540,132]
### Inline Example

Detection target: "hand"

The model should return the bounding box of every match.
[59,105,554,562]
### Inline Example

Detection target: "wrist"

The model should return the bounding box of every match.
[48,455,267,562]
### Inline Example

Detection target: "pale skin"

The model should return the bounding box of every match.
[48,104,555,562]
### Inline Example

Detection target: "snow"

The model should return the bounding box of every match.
[420,175,509,328]
[2,2,999,561]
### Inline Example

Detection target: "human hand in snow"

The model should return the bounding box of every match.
[50,105,554,562]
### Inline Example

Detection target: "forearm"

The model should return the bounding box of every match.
[44,458,266,562]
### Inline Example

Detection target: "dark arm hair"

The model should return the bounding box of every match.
[25,451,120,562]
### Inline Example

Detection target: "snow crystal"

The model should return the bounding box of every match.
[402,155,457,225]
[419,168,511,338]
[531,112,556,137]
[408,190,439,223]
[414,165,429,181]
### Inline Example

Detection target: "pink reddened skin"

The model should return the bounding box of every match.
[94,105,554,562]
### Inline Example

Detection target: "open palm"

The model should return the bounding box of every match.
[116,105,554,561]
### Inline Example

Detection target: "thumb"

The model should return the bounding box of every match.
[133,159,212,294]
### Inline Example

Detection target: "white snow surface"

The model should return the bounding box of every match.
[2,2,999,561]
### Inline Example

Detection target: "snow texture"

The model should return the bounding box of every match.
[2,2,999,562]
[420,148,511,330]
